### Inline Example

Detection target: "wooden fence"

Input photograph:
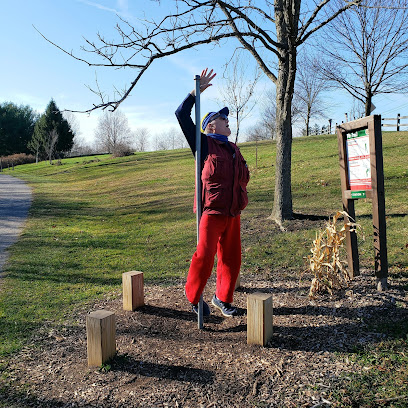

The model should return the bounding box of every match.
[306,114,408,136]
[381,114,408,131]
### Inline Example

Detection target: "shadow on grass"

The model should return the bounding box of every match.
[5,259,120,287]
[29,192,195,225]
[0,320,41,357]
[292,212,330,221]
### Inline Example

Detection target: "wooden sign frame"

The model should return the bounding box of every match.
[337,115,388,291]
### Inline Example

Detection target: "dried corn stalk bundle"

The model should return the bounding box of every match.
[306,211,361,298]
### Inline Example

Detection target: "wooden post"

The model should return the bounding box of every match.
[247,293,273,346]
[337,127,360,277]
[122,271,144,311]
[368,117,388,291]
[86,310,116,367]
[235,273,241,290]
[397,113,400,132]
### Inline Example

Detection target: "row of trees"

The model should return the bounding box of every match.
[71,111,188,157]
[0,99,75,162]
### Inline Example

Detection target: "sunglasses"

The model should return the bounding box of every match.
[211,113,228,121]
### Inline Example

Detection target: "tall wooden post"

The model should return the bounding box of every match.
[368,117,388,290]
[337,128,360,277]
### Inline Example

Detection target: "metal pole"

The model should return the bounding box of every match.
[194,74,204,329]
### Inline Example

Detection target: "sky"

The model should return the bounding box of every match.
[2,0,408,148]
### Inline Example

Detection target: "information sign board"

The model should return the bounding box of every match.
[337,115,388,291]
[346,129,371,192]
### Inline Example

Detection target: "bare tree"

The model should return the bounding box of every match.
[175,131,187,149]
[317,0,408,116]
[217,52,261,143]
[246,123,271,142]
[152,133,169,151]
[348,99,365,121]
[260,88,277,140]
[259,87,302,140]
[294,55,329,136]
[134,127,149,152]
[164,127,180,150]
[94,110,132,155]
[70,135,95,157]
[44,129,59,164]
[42,0,362,222]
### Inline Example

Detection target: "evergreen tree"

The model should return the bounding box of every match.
[28,99,75,161]
[0,102,38,156]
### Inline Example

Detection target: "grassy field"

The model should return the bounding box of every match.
[0,131,407,405]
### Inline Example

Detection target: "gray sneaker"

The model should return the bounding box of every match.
[211,295,237,317]
[191,300,211,316]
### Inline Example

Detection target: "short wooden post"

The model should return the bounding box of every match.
[86,310,116,367]
[235,272,241,290]
[122,271,144,311]
[247,293,273,346]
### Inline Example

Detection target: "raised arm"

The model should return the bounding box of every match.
[175,68,216,155]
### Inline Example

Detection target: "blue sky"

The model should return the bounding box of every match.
[2,0,408,146]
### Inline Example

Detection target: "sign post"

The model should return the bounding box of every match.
[194,74,204,329]
[337,115,388,291]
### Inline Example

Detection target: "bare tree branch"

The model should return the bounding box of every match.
[316,0,408,115]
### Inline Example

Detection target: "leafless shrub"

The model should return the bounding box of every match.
[111,142,134,157]
[0,153,36,168]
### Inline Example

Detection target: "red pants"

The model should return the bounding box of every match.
[185,214,241,305]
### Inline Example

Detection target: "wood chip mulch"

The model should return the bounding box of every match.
[1,269,407,408]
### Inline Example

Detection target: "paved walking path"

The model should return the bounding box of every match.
[0,174,33,277]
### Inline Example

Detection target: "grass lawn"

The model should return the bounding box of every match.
[0,131,407,406]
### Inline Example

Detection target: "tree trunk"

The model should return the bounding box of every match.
[270,0,299,223]
[365,88,372,117]
[235,112,239,144]
[306,104,312,136]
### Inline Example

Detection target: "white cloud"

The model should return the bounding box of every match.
[76,0,119,14]
[10,93,48,113]
[117,0,129,13]
[76,0,134,21]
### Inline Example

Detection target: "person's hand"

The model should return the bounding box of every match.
[191,68,216,96]
[199,68,216,93]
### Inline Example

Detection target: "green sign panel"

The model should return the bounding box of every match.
[351,190,367,199]
[347,129,369,139]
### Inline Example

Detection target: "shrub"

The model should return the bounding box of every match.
[0,153,36,168]
[111,143,134,157]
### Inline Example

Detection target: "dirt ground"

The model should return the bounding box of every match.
[1,267,407,408]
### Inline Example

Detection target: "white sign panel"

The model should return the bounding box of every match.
[346,129,372,192]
